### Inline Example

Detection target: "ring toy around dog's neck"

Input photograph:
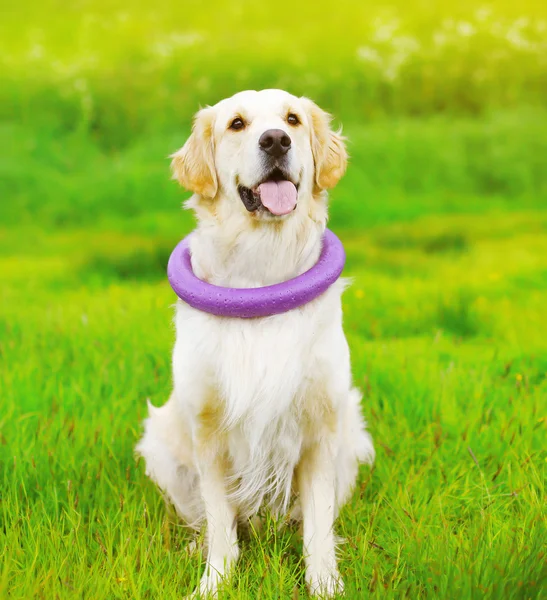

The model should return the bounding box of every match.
[167,229,345,318]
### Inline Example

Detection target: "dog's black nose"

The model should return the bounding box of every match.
[259,129,291,157]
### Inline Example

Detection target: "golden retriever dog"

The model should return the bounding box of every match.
[136,89,374,598]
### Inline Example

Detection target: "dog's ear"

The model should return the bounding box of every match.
[171,107,218,199]
[301,98,348,190]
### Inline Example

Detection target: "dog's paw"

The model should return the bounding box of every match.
[307,570,345,598]
[185,572,221,599]
[186,550,239,599]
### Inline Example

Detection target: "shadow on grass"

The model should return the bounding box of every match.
[436,292,482,338]
[375,231,469,255]
[81,243,174,282]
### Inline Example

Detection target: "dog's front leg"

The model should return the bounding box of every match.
[193,433,238,597]
[297,437,343,598]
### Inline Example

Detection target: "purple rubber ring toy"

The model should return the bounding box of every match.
[167,228,346,318]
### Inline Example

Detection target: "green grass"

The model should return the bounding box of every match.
[1,115,546,599]
[1,0,547,597]
[3,106,547,229]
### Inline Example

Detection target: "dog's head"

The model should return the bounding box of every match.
[171,89,347,222]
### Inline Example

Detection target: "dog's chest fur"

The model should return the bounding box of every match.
[173,286,349,514]
[171,219,350,514]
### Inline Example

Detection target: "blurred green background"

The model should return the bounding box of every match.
[1,1,546,598]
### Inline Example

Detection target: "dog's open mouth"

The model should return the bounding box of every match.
[238,168,299,216]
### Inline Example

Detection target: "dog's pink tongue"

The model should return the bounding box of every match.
[258,181,297,215]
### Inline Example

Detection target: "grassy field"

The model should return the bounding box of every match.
[1,1,547,598]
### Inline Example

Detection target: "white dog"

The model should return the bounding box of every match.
[136,89,374,598]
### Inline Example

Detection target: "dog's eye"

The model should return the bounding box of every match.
[229,117,245,131]
[287,113,300,126]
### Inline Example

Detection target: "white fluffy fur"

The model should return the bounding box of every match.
[136,89,374,598]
